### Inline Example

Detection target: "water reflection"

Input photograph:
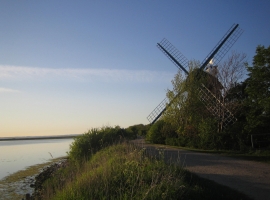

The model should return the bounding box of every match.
[0,139,73,180]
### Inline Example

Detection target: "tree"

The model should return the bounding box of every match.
[162,60,212,147]
[224,81,248,122]
[162,60,205,131]
[245,45,270,134]
[217,52,247,131]
[218,51,247,96]
[160,53,248,149]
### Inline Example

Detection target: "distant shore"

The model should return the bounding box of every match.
[0,134,82,141]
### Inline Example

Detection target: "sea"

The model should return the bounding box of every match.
[0,137,75,180]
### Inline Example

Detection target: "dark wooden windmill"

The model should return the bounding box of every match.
[147,24,243,129]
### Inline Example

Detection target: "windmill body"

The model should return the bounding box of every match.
[147,24,243,129]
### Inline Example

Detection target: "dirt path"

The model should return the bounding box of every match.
[132,139,270,200]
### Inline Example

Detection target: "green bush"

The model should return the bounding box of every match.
[146,120,166,144]
[165,136,187,147]
[198,118,219,149]
[68,126,136,163]
[126,124,151,136]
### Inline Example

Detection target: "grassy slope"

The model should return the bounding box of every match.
[41,143,252,200]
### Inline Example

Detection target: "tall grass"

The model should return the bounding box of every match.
[68,126,136,163]
[41,143,186,200]
[37,126,252,200]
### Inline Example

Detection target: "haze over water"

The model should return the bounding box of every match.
[0,138,73,180]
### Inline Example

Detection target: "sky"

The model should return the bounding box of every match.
[1,0,270,137]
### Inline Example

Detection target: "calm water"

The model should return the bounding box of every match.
[0,138,74,180]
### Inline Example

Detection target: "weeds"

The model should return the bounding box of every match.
[41,144,187,200]
[38,143,251,200]
[34,126,252,200]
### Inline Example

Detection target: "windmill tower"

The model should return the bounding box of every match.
[147,24,243,130]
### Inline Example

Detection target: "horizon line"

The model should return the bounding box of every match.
[0,134,82,141]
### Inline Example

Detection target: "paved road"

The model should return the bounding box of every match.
[132,139,270,200]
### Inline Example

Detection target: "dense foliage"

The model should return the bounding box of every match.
[68,126,136,163]
[146,46,270,150]
[126,123,151,136]
[245,45,270,134]
[146,120,167,144]
[148,61,226,149]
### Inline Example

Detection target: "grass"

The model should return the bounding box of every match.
[39,143,252,200]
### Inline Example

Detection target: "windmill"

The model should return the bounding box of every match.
[147,24,243,129]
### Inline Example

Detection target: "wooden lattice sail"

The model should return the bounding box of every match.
[147,24,243,129]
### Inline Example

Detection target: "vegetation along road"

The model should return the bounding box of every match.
[133,139,270,200]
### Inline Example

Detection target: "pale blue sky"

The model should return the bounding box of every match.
[1,0,269,136]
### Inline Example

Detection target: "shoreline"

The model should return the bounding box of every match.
[0,157,66,200]
[0,135,81,141]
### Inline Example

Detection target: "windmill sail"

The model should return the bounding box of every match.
[198,84,237,128]
[157,38,189,75]
[147,24,243,126]
[200,24,243,70]
[147,97,169,124]
[147,39,190,124]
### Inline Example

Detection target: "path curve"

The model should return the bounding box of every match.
[132,139,270,200]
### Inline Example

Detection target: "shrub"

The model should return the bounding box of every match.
[68,126,136,163]
[146,120,166,144]
[126,124,151,136]
[198,118,219,149]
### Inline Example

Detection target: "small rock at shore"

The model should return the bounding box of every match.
[28,159,68,199]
